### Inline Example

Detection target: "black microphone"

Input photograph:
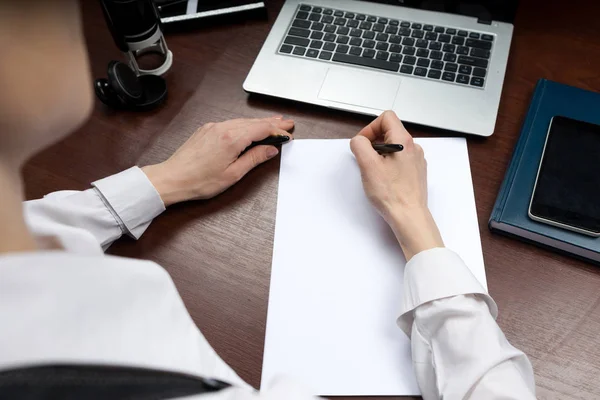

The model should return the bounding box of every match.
[99,0,173,76]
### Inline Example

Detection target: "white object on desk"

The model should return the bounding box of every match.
[261,138,486,396]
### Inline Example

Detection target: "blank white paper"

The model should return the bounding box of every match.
[262,138,486,396]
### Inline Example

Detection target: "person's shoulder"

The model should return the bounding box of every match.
[0,251,169,280]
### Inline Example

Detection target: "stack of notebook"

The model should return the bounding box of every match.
[489,79,600,264]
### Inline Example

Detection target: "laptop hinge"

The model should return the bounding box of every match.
[477,18,492,25]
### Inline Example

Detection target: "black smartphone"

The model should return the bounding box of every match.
[528,116,600,236]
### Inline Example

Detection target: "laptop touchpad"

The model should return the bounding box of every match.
[318,67,401,111]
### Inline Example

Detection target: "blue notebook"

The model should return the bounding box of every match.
[489,79,600,263]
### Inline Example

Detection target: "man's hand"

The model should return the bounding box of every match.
[350,111,443,260]
[142,116,294,206]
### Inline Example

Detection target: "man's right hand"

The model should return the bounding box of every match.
[350,111,444,260]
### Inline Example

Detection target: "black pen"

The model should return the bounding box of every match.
[372,143,404,154]
[243,135,291,153]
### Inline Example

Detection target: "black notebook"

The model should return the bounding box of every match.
[489,79,600,264]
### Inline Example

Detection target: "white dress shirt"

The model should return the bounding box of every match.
[0,167,537,399]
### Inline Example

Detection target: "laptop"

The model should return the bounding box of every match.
[154,0,265,25]
[243,0,519,136]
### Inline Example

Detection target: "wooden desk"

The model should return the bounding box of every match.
[22,0,600,398]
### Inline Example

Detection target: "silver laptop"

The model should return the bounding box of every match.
[243,0,518,137]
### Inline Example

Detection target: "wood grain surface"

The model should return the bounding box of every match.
[22,0,600,398]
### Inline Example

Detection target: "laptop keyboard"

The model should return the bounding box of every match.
[279,4,494,88]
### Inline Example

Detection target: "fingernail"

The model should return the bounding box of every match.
[267,147,279,158]
[271,115,283,120]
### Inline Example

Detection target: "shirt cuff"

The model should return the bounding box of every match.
[92,167,166,239]
[397,247,498,337]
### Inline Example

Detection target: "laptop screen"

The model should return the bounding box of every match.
[365,0,519,24]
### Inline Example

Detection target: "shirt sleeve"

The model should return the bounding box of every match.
[23,167,165,253]
[397,248,536,400]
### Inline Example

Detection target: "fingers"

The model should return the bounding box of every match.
[233,120,294,151]
[217,116,293,132]
[356,110,401,141]
[350,135,381,171]
[271,118,295,131]
[227,145,279,183]
[356,110,412,145]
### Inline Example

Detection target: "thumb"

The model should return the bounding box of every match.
[228,145,279,181]
[350,135,380,171]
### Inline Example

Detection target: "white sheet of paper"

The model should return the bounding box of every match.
[262,138,486,396]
